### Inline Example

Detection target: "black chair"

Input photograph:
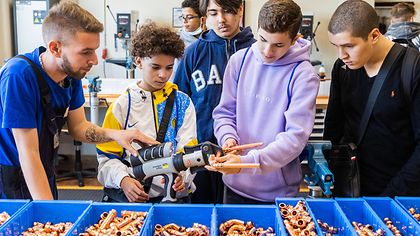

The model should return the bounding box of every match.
[56,135,97,187]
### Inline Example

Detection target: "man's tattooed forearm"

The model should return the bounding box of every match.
[85,125,112,143]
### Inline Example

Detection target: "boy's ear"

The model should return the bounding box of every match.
[291,34,300,45]
[238,4,244,18]
[370,28,381,44]
[201,16,207,30]
[409,16,414,22]
[135,57,142,69]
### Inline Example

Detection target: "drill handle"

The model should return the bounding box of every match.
[190,166,207,174]
[161,173,178,203]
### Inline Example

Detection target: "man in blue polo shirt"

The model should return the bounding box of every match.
[0,1,157,200]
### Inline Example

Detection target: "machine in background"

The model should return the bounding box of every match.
[300,141,334,198]
[104,5,139,79]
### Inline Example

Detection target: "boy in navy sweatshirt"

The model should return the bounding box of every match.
[173,0,255,203]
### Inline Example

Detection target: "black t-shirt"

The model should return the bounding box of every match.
[324,45,420,196]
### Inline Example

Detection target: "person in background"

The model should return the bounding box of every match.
[0,1,157,200]
[385,2,420,51]
[179,0,207,48]
[97,22,198,203]
[173,0,255,204]
[324,0,420,196]
[171,0,207,81]
[210,0,319,204]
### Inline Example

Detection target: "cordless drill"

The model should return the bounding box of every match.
[130,141,223,202]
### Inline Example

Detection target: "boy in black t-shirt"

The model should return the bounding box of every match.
[324,0,420,196]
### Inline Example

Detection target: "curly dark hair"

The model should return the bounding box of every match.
[131,22,184,59]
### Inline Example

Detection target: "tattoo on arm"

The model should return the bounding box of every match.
[85,125,112,143]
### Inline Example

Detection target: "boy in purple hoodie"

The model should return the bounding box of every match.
[211,0,319,204]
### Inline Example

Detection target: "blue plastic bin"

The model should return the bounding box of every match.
[275,198,323,235]
[364,197,420,235]
[0,200,91,236]
[214,204,279,236]
[335,198,393,235]
[71,202,152,235]
[0,200,29,231]
[142,204,214,236]
[306,199,356,236]
[395,197,420,227]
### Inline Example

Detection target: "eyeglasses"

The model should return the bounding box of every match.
[179,15,200,21]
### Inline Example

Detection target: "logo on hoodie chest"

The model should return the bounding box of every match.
[191,64,222,92]
[245,91,273,104]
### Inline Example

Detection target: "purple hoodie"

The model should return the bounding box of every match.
[213,38,319,202]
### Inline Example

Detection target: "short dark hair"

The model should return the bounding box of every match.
[42,1,103,44]
[328,0,379,40]
[182,0,202,17]
[131,22,184,59]
[199,0,242,16]
[258,0,302,39]
[391,3,416,22]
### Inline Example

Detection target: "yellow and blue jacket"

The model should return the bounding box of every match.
[96,81,197,198]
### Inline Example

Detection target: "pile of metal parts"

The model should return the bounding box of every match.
[316,219,338,235]
[79,209,147,236]
[408,208,420,222]
[383,217,402,236]
[22,222,73,236]
[279,201,316,236]
[153,223,210,236]
[0,212,10,226]
[218,219,275,236]
[352,221,385,236]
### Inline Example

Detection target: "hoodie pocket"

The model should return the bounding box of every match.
[282,158,302,186]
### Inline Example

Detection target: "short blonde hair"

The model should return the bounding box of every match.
[391,3,416,22]
[42,1,103,44]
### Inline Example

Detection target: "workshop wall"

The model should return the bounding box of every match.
[3,0,417,79]
[0,0,13,66]
[79,0,183,79]
[78,0,380,81]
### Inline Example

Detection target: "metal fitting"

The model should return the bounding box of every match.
[352,221,385,236]
[80,209,147,236]
[22,221,73,235]
[279,201,316,235]
[218,219,275,236]
[154,223,210,236]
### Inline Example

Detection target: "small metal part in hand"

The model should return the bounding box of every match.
[211,163,260,169]
[223,142,263,152]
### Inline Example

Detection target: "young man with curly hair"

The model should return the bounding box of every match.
[173,0,255,204]
[96,22,198,203]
